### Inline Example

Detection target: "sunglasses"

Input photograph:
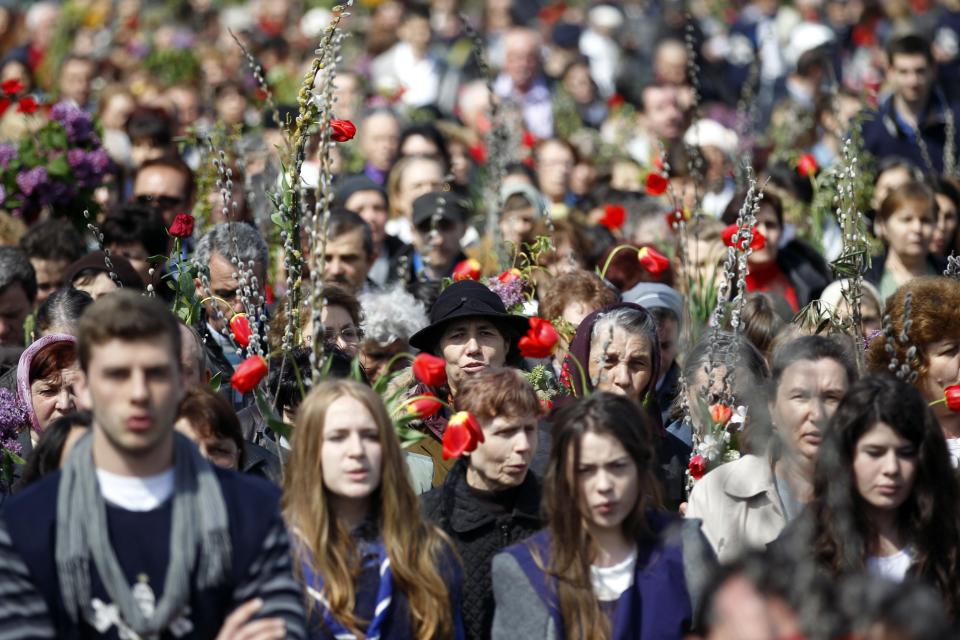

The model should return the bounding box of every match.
[416,218,459,234]
[136,194,185,209]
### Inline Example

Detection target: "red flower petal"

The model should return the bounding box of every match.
[688,454,707,480]
[518,317,559,359]
[645,172,668,196]
[16,96,38,114]
[945,385,960,412]
[598,204,626,230]
[637,246,671,275]
[229,314,253,349]
[230,356,268,394]
[709,404,733,425]
[452,258,481,282]
[412,353,448,387]
[406,394,443,419]
[797,153,818,177]
[1,79,24,96]
[329,118,357,142]
[722,224,766,251]
[168,213,195,239]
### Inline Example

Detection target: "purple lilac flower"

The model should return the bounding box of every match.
[0,388,26,450]
[16,166,48,197]
[0,143,15,169]
[41,180,72,205]
[51,101,93,143]
[486,277,525,311]
[0,184,5,207]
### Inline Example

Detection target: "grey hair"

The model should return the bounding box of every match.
[591,306,657,343]
[359,286,428,345]
[193,222,269,275]
[0,246,37,302]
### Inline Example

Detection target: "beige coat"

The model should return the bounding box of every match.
[685,454,788,563]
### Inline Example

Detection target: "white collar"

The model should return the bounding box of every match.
[95,467,175,512]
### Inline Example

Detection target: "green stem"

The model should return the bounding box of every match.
[597,244,636,281]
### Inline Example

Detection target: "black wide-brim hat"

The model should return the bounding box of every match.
[408,280,530,353]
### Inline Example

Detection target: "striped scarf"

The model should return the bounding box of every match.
[302,541,395,640]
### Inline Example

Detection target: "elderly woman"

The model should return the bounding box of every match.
[16,334,82,456]
[866,276,960,467]
[687,335,857,562]
[422,368,543,640]
[563,302,691,506]
[358,286,429,384]
[402,280,528,487]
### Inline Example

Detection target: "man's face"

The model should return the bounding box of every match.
[178,323,206,389]
[504,32,540,91]
[399,15,431,51]
[0,283,31,347]
[889,52,934,105]
[360,113,400,172]
[133,166,190,226]
[324,228,373,293]
[345,190,389,245]
[31,258,69,306]
[536,142,574,200]
[194,251,265,332]
[412,217,465,274]
[81,336,184,473]
[107,242,151,282]
[642,86,684,141]
[59,59,94,107]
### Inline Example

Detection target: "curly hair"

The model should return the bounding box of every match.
[538,269,618,326]
[865,277,960,384]
[808,374,960,616]
[359,286,428,346]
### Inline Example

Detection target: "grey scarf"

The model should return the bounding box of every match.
[55,432,232,635]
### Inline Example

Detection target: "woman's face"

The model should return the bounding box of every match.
[321,395,383,505]
[73,272,119,300]
[920,337,960,409]
[853,421,918,514]
[563,63,595,104]
[771,358,849,467]
[31,364,82,430]
[174,417,241,470]
[588,325,653,403]
[879,203,935,261]
[466,413,538,491]
[931,193,958,256]
[439,319,508,395]
[749,204,781,265]
[575,430,640,533]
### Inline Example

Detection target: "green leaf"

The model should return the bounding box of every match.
[47,154,70,178]
[209,371,222,393]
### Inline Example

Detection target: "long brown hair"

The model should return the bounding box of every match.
[282,380,455,638]
[540,393,663,640]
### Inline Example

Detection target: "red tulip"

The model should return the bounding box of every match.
[230,314,253,349]
[16,96,38,114]
[709,404,733,425]
[1,79,23,96]
[406,394,443,419]
[231,355,268,394]
[518,317,560,359]
[607,93,625,109]
[168,213,195,239]
[598,204,626,230]
[797,153,818,177]
[665,208,689,230]
[329,119,357,142]
[539,398,554,414]
[468,143,487,164]
[497,268,523,284]
[645,172,668,196]
[945,385,960,412]
[0,98,10,117]
[637,246,670,276]
[521,131,537,148]
[442,411,484,459]
[688,454,707,480]
[452,258,481,282]
[722,224,766,251]
[412,353,448,387]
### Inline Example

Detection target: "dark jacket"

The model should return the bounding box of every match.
[491,512,717,639]
[861,89,960,174]
[776,239,833,308]
[421,459,542,640]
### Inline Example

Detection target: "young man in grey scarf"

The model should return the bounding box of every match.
[0,291,306,639]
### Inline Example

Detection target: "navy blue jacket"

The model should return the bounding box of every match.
[861,90,960,174]
[0,467,306,639]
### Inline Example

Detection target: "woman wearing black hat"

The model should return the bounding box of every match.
[399,279,529,488]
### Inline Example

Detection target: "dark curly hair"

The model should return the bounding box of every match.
[808,374,960,615]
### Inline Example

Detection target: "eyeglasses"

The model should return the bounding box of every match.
[415,218,459,234]
[322,326,363,344]
[136,194,185,209]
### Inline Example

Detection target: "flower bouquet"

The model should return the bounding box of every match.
[0,388,25,490]
[0,84,111,225]
[686,399,745,490]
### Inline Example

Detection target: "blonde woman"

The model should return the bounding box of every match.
[283,380,463,639]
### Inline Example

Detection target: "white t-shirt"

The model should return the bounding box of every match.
[866,546,914,582]
[591,548,637,602]
[946,438,960,469]
[96,468,175,512]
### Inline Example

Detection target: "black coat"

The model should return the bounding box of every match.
[421,459,542,640]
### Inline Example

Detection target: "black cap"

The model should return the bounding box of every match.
[333,174,387,210]
[408,280,529,352]
[411,191,470,228]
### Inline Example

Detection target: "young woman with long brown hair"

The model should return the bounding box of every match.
[490,393,715,639]
[283,379,463,639]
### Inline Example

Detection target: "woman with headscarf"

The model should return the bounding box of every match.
[15,334,81,459]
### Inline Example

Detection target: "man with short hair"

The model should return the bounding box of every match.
[102,204,169,282]
[0,247,37,349]
[323,210,377,294]
[494,28,554,138]
[862,34,960,173]
[358,110,400,185]
[0,291,305,638]
[627,82,686,166]
[57,54,96,110]
[132,157,195,226]
[19,220,87,306]
[409,191,469,282]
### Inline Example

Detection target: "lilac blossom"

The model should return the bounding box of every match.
[0,184,5,207]
[0,388,25,457]
[50,101,93,143]
[16,166,48,197]
[66,148,110,189]
[0,143,14,169]
[486,276,525,311]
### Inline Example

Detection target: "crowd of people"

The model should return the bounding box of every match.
[1,0,960,638]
